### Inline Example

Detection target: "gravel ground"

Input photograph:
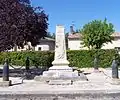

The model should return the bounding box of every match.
[0,68,120,100]
[0,68,118,92]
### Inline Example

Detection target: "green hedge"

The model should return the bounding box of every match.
[0,51,54,68]
[67,49,116,68]
[0,49,117,68]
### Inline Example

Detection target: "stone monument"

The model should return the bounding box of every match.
[34,25,87,85]
[49,25,71,71]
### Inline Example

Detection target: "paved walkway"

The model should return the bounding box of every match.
[0,68,120,93]
[1,69,120,99]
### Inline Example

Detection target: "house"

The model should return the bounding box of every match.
[102,32,120,49]
[8,37,55,52]
[68,26,120,50]
[68,33,88,50]
[34,37,55,51]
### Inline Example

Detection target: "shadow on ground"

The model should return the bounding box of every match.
[0,68,46,79]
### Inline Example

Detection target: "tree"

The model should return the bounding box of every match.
[75,29,79,33]
[0,0,48,51]
[80,18,115,49]
[65,32,69,49]
[46,32,55,39]
[19,0,30,4]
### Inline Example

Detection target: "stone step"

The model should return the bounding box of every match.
[48,80,72,85]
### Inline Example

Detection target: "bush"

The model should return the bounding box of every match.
[67,49,116,68]
[0,49,116,68]
[0,51,54,68]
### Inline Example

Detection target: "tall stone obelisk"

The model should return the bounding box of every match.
[34,25,88,84]
[49,25,72,71]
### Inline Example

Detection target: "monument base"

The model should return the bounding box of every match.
[0,80,11,87]
[49,66,73,71]
[34,25,88,85]
[93,69,101,73]
[34,66,88,85]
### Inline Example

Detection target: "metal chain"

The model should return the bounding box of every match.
[28,57,39,68]
[100,70,111,79]
[9,64,24,70]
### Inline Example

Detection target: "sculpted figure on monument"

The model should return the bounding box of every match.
[55,35,65,60]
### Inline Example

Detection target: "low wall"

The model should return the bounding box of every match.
[0,92,120,100]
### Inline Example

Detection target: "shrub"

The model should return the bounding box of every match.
[67,49,116,68]
[0,51,54,68]
[0,49,116,68]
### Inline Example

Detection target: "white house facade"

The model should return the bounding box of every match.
[8,37,55,52]
[34,37,55,51]
[68,32,120,50]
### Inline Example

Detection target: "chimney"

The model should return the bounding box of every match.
[70,25,74,34]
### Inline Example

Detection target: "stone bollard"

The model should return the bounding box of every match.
[25,57,30,71]
[94,57,98,70]
[0,59,11,87]
[110,59,120,85]
[112,59,119,79]
[93,57,100,72]
[3,59,9,81]
[25,57,31,79]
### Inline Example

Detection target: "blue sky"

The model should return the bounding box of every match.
[31,0,120,33]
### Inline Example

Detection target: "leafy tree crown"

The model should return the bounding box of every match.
[80,18,115,49]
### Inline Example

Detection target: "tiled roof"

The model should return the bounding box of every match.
[68,32,120,39]
[68,33,82,39]
[112,32,120,37]
[40,37,55,41]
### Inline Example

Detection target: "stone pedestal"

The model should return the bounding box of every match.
[34,25,88,84]
[93,69,101,73]
[0,80,11,87]
[109,78,120,85]
[49,80,72,85]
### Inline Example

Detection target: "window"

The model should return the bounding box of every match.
[38,47,41,51]
[28,45,31,50]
